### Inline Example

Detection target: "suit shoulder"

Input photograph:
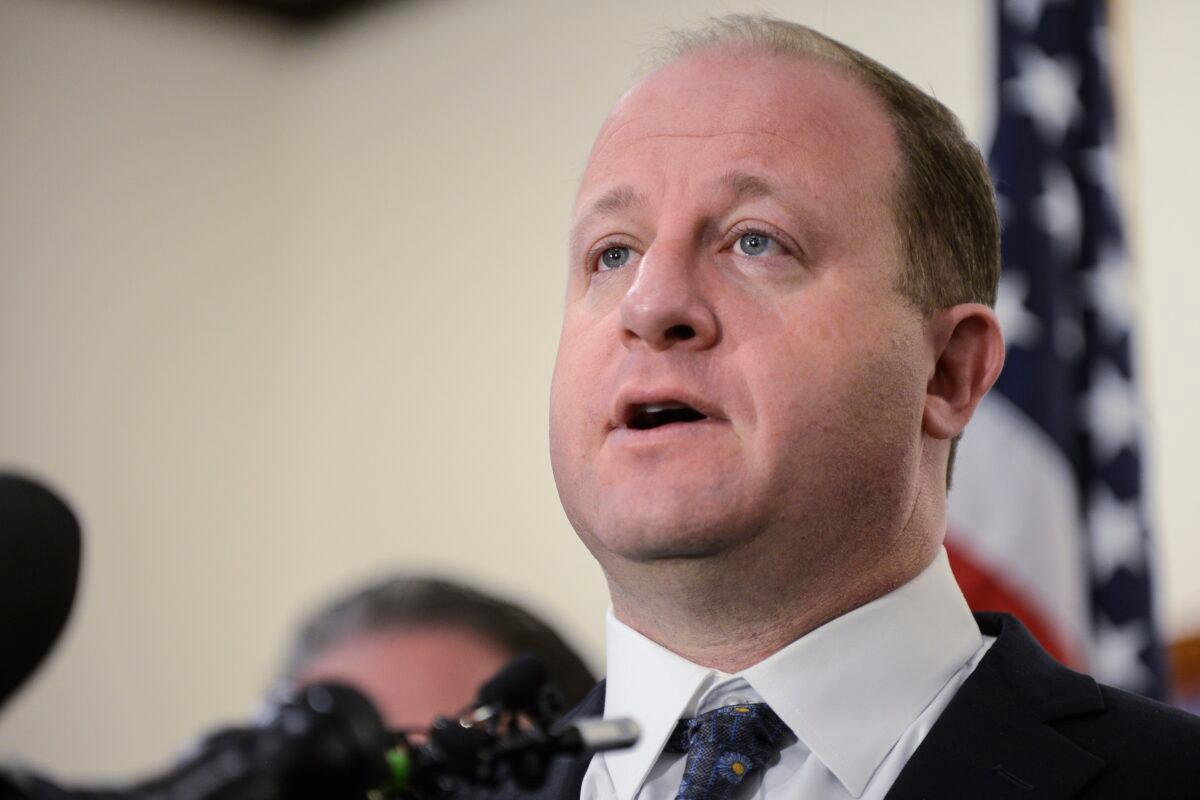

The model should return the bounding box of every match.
[1055,684,1200,795]
[1089,683,1200,741]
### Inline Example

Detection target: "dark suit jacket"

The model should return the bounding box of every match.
[498,613,1200,799]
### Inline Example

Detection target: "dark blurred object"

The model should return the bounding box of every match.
[223,0,387,24]
[0,474,82,713]
[1169,633,1200,714]
[476,654,548,717]
[0,660,637,800]
[0,683,394,800]
[156,0,407,28]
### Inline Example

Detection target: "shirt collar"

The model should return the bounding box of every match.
[600,605,717,800]
[600,548,982,800]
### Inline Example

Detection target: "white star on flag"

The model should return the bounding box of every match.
[1084,361,1139,464]
[1093,618,1153,692]
[1085,141,1119,193]
[1004,0,1065,30]
[1085,140,1125,217]
[1088,482,1145,583]
[1087,242,1136,341]
[1006,45,1083,144]
[1036,162,1083,258]
[995,271,1042,349]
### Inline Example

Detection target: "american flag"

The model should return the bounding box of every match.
[945,0,1167,698]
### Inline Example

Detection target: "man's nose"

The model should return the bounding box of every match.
[619,242,718,351]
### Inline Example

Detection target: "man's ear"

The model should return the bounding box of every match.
[923,303,1005,440]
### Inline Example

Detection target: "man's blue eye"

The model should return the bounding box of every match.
[600,246,631,270]
[738,232,770,256]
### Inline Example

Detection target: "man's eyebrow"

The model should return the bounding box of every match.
[569,185,644,254]
[715,170,782,202]
[586,184,644,217]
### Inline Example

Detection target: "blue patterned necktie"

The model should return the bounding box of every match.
[664,703,792,800]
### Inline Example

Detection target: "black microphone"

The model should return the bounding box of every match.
[475,653,548,716]
[126,683,392,800]
[2,682,394,800]
[0,473,82,712]
[548,717,640,755]
[0,665,639,800]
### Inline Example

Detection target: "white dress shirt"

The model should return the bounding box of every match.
[580,548,994,800]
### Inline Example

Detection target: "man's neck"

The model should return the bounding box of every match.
[605,536,939,673]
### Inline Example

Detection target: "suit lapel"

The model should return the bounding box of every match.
[884,614,1106,800]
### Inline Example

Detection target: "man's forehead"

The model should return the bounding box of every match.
[592,49,888,153]
[577,48,897,208]
[572,57,897,250]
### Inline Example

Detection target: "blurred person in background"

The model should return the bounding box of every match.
[277,576,595,732]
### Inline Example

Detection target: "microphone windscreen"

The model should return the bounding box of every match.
[476,653,548,709]
[0,473,82,712]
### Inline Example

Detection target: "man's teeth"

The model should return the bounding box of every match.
[626,402,708,430]
[641,402,690,414]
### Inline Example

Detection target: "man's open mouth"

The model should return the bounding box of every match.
[625,402,708,430]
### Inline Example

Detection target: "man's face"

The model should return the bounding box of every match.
[550,49,933,574]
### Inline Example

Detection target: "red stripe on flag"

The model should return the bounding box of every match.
[945,537,1082,669]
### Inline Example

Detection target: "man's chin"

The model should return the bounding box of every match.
[590,502,761,564]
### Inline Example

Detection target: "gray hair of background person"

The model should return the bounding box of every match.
[280,576,597,709]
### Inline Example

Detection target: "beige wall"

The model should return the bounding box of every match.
[0,0,1196,780]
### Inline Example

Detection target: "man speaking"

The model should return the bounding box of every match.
[521,14,1199,800]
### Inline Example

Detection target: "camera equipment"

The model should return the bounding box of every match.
[2,660,636,800]
[0,474,637,799]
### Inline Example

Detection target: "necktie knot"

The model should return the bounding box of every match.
[664,703,792,799]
